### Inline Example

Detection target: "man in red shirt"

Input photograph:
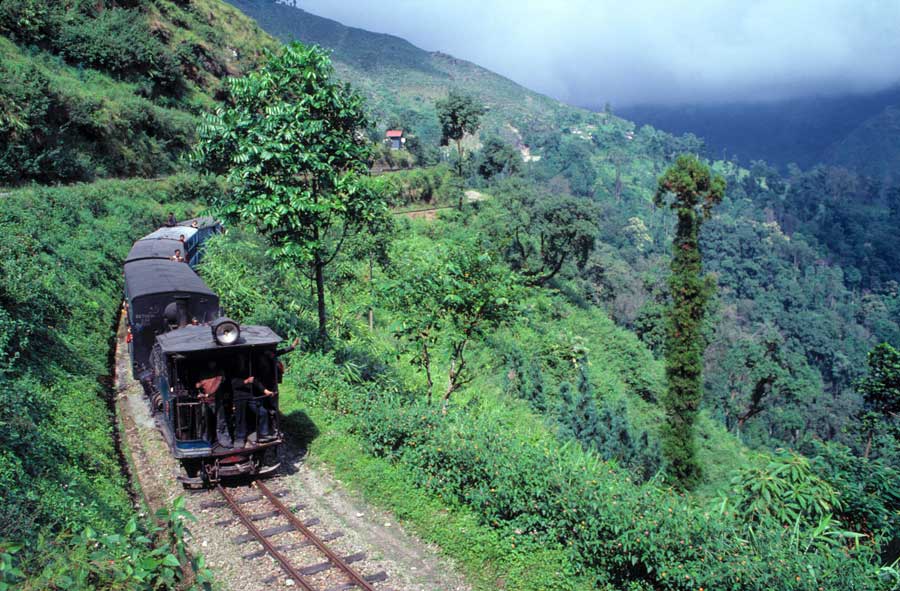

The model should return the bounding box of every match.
[196,361,232,449]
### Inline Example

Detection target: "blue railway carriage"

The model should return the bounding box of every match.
[149,320,284,485]
[138,217,222,265]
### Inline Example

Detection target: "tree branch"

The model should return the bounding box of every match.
[526,252,567,286]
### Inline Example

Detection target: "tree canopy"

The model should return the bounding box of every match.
[476,136,521,180]
[435,90,486,176]
[192,42,386,342]
[858,343,900,457]
[485,180,600,286]
[384,242,520,402]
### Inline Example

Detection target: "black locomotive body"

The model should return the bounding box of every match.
[124,218,284,486]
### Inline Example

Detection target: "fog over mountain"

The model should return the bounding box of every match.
[294,0,900,107]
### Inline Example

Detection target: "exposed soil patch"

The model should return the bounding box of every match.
[114,316,470,591]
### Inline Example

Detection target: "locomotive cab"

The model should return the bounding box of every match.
[150,321,284,484]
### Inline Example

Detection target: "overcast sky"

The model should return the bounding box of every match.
[296,0,900,107]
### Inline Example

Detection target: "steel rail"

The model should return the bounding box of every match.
[255,480,378,591]
[216,484,317,591]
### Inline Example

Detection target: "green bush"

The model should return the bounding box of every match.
[57,8,182,94]
[2,498,209,591]
[0,38,197,184]
[371,165,458,207]
[0,2,182,94]
[339,392,887,590]
[803,440,900,553]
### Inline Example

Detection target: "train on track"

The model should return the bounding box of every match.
[124,216,285,487]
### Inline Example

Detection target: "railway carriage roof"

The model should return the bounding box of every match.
[177,216,219,229]
[126,239,185,263]
[141,226,199,241]
[124,259,216,300]
[156,324,282,353]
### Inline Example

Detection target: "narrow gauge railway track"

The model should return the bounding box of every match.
[209,480,389,590]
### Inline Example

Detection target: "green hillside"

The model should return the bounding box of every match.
[0,1,275,587]
[2,2,899,590]
[0,0,277,185]
[224,0,572,143]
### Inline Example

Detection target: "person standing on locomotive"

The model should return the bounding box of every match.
[230,355,275,448]
[195,360,233,449]
[255,337,299,388]
[251,338,296,440]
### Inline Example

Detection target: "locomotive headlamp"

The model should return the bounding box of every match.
[211,318,240,346]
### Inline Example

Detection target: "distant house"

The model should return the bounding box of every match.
[386,129,405,150]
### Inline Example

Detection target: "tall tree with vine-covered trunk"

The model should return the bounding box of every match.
[654,154,725,488]
[192,42,386,344]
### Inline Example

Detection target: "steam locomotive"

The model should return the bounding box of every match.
[124,217,284,486]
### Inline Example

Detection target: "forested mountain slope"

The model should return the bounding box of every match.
[226,0,900,455]
[826,105,900,184]
[619,85,900,175]
[225,0,581,143]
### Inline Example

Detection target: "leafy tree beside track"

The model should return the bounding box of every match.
[193,41,387,343]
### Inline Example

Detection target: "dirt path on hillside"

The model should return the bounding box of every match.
[395,192,487,221]
[114,314,470,591]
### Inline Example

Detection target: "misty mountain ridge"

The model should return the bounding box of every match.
[254,0,900,185]
[226,0,570,145]
[617,84,900,181]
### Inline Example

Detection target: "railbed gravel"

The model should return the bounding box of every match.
[114,314,471,591]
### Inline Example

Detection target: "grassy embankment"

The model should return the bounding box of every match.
[0,175,218,587]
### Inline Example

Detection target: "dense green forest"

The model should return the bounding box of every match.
[224,0,900,460]
[1,1,899,589]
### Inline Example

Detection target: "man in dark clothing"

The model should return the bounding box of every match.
[165,212,177,227]
[231,359,275,448]
[196,361,232,449]
[252,342,297,446]
[277,337,300,358]
[269,337,300,383]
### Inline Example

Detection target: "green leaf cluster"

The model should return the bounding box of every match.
[383,241,520,400]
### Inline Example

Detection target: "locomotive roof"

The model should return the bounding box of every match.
[124,259,216,300]
[125,239,185,263]
[156,324,282,353]
[141,226,199,242]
